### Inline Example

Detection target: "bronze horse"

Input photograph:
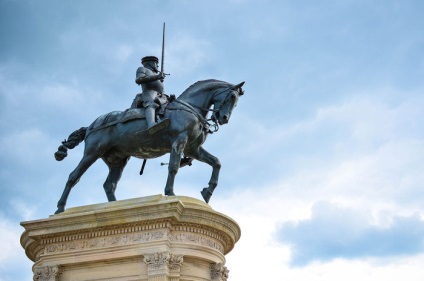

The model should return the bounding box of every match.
[54,79,244,214]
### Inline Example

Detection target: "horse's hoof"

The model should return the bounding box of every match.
[54,207,64,214]
[201,188,212,203]
[165,191,175,196]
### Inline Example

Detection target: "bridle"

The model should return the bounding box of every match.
[201,86,243,132]
[172,84,243,133]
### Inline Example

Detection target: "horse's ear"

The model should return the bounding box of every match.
[234,81,245,89]
[233,81,245,95]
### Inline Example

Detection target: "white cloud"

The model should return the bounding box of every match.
[212,89,424,200]
[38,83,86,110]
[0,215,33,281]
[0,128,52,165]
[0,217,21,263]
[280,256,424,281]
[0,61,103,120]
[11,200,37,222]
[211,90,424,277]
[278,201,424,265]
[168,34,212,77]
[113,44,134,62]
[215,192,424,280]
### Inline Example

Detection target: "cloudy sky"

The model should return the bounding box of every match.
[1,0,424,280]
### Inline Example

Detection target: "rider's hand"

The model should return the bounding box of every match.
[159,72,166,81]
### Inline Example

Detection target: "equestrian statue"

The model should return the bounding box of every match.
[54,78,244,214]
[53,24,244,214]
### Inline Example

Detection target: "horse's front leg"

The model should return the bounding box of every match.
[164,134,188,196]
[55,152,99,214]
[188,146,221,203]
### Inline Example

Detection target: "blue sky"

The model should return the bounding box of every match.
[1,0,424,280]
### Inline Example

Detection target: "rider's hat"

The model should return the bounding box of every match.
[141,56,159,64]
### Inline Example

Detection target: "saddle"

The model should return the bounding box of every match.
[85,96,174,137]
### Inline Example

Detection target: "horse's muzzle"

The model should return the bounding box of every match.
[219,114,229,125]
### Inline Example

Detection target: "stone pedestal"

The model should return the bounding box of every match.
[21,195,240,281]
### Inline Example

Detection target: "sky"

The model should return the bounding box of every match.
[1,0,424,280]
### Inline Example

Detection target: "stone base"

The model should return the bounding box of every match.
[21,195,240,281]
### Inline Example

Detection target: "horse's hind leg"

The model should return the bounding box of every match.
[55,153,99,214]
[187,146,221,203]
[102,157,130,202]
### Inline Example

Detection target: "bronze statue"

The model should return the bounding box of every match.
[54,79,245,214]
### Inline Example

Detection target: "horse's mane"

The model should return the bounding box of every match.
[178,79,233,98]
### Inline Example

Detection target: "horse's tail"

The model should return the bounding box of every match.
[54,127,87,161]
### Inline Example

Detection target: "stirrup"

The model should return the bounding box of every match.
[148,119,170,134]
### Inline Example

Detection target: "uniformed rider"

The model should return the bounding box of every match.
[131,56,166,131]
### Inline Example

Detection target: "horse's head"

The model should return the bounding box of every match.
[211,81,245,125]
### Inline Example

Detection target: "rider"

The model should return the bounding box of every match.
[131,55,192,172]
[131,56,166,133]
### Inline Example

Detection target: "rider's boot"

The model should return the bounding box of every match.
[145,105,157,129]
[145,105,169,134]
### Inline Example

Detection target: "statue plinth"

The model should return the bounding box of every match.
[21,195,240,281]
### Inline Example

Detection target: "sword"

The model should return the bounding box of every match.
[139,23,166,176]
[160,22,165,82]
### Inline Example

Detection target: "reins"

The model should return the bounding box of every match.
[172,86,235,133]
[172,99,219,133]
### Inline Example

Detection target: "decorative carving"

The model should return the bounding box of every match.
[143,252,184,281]
[211,263,229,281]
[169,232,224,253]
[44,230,167,254]
[33,265,62,281]
[172,223,231,253]
[144,252,171,271]
[42,222,225,256]
[168,253,183,272]
[41,220,171,244]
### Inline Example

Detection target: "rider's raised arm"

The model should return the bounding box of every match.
[135,67,164,85]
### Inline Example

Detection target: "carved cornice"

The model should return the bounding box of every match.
[41,220,171,244]
[40,219,173,242]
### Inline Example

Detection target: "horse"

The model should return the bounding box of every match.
[53,79,245,214]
